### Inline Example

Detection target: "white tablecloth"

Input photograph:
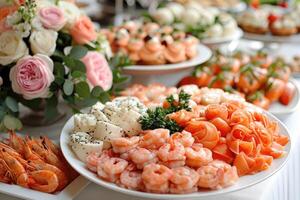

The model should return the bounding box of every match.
[1,41,299,200]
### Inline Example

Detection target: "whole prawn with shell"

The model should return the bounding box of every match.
[0,132,77,193]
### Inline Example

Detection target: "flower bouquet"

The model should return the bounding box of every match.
[0,0,125,130]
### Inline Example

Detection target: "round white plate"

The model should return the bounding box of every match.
[201,28,244,45]
[243,32,300,44]
[269,78,300,116]
[60,108,291,199]
[121,44,211,72]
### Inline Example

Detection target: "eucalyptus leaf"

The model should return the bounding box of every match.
[91,86,103,97]
[64,57,86,72]
[69,46,88,59]
[75,82,90,98]
[74,97,98,108]
[3,115,22,130]
[72,71,85,79]
[54,76,65,85]
[63,80,74,96]
[54,62,65,77]
[98,92,110,103]
[5,96,18,112]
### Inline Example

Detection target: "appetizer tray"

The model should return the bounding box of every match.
[121,44,212,73]
[244,32,300,44]
[60,110,291,199]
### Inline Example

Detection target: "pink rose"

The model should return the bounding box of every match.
[82,52,112,91]
[38,6,66,31]
[70,16,97,45]
[9,54,54,100]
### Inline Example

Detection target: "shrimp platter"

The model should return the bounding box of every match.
[0,132,78,194]
[66,86,290,195]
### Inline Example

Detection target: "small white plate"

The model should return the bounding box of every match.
[121,44,212,73]
[60,108,291,199]
[201,28,244,46]
[269,78,300,116]
[243,32,300,44]
[0,176,89,200]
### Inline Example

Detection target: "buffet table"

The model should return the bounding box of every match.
[0,41,299,200]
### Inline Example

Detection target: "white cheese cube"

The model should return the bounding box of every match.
[92,121,124,142]
[73,114,97,133]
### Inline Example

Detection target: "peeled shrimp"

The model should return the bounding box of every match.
[169,166,199,194]
[97,157,128,182]
[129,147,157,169]
[139,129,170,150]
[111,136,140,154]
[119,164,143,190]
[168,131,195,147]
[197,165,223,189]
[185,143,213,168]
[142,163,172,193]
[157,143,186,168]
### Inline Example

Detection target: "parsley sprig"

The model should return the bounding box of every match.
[140,91,191,134]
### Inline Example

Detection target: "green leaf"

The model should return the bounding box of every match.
[69,46,88,59]
[64,57,86,72]
[71,71,85,79]
[54,76,65,85]
[0,106,6,121]
[54,62,65,77]
[5,96,18,112]
[91,86,103,97]
[3,115,22,130]
[63,79,74,96]
[75,82,90,98]
[74,97,98,108]
[98,92,110,103]
[45,95,59,121]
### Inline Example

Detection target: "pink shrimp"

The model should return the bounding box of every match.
[208,160,239,188]
[197,165,223,189]
[97,157,128,182]
[157,143,186,168]
[168,131,195,147]
[169,166,199,194]
[185,143,213,168]
[129,147,157,169]
[111,136,140,154]
[139,129,170,150]
[86,150,110,172]
[142,163,172,193]
[119,164,143,190]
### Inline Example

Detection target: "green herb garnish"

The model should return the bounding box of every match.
[139,91,191,134]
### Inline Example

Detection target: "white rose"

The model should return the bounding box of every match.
[30,29,58,56]
[0,31,28,65]
[58,1,81,29]
[152,8,174,25]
